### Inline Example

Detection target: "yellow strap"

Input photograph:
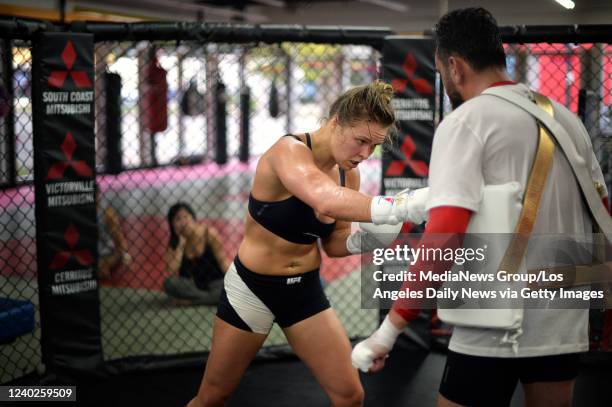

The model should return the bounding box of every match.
[499,92,555,274]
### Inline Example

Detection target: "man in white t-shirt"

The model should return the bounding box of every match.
[351,7,609,407]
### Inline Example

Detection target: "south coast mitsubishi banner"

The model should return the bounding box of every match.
[32,32,103,374]
[381,37,436,195]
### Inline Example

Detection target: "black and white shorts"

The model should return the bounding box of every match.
[216,256,330,334]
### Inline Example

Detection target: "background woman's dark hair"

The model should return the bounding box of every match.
[167,202,196,249]
[434,7,506,71]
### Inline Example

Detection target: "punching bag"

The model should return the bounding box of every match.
[143,54,168,134]
[104,72,123,174]
[214,78,227,165]
[143,52,168,166]
[0,81,9,118]
[269,77,279,118]
[180,79,205,116]
[239,85,250,163]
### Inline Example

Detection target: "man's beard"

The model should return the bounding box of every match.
[447,87,464,109]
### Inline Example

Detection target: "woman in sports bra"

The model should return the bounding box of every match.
[187,81,429,407]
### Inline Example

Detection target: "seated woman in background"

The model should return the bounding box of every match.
[163,202,229,306]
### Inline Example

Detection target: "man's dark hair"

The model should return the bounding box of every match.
[434,7,506,71]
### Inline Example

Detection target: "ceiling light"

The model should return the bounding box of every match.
[251,0,286,7]
[357,0,410,13]
[554,0,575,9]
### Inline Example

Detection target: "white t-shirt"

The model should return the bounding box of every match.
[426,83,607,357]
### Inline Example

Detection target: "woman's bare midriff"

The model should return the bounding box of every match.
[237,213,323,276]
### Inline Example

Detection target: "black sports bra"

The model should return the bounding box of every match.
[248,133,346,245]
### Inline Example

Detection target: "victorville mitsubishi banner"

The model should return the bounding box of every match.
[32,32,103,374]
[381,37,436,196]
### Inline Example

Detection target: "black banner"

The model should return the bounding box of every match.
[32,32,103,375]
[380,37,438,350]
[381,37,436,195]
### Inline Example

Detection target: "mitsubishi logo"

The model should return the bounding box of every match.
[49,224,94,269]
[385,135,429,177]
[46,132,93,179]
[48,41,92,88]
[391,53,433,95]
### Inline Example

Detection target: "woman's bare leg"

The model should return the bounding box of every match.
[283,309,364,407]
[187,317,267,407]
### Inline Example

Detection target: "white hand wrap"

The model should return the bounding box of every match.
[351,316,402,372]
[370,187,429,225]
[346,222,403,254]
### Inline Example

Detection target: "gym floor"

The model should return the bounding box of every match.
[8,342,611,407]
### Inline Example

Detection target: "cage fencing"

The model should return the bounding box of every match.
[0,21,390,383]
[499,27,612,353]
[2,20,612,384]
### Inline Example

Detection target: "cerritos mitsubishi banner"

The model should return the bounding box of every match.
[381,37,436,195]
[32,32,103,374]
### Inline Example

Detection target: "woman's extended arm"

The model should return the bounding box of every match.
[268,138,372,222]
[268,138,427,225]
[320,168,360,257]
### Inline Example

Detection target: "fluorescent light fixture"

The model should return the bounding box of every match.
[252,0,286,7]
[358,0,410,13]
[554,0,575,9]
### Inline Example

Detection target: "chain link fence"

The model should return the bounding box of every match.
[438,41,612,203]
[504,42,612,195]
[93,38,382,363]
[0,22,387,383]
[513,41,612,353]
[439,39,612,352]
[3,20,612,384]
[0,37,41,384]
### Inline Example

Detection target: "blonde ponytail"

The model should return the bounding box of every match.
[328,80,397,146]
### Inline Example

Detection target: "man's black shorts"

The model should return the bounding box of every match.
[439,350,581,406]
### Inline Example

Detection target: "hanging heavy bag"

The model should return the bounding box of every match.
[143,55,168,133]
[214,78,227,165]
[180,79,205,116]
[0,81,10,118]
[179,83,191,116]
[104,72,123,174]
[269,77,279,118]
[239,86,251,163]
